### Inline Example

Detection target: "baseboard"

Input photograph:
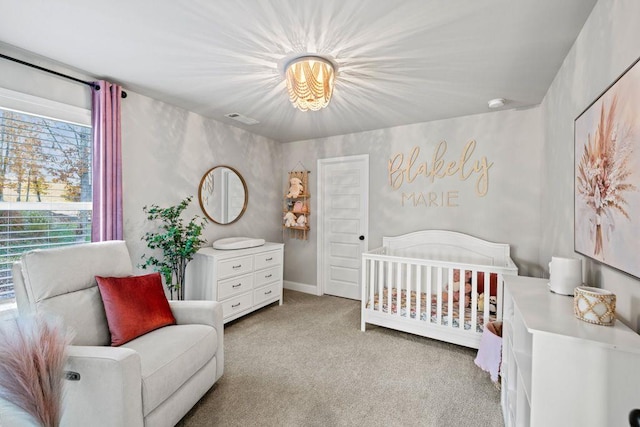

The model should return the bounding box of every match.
[283,280,319,296]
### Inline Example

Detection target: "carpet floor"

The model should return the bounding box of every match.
[177,290,503,427]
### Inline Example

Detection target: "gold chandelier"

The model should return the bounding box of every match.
[285,55,335,112]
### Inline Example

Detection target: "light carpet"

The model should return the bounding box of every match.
[177,290,503,427]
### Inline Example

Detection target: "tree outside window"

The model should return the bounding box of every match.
[0,108,92,302]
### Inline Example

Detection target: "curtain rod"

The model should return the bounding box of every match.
[0,53,127,98]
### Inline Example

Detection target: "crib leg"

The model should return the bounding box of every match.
[361,319,366,331]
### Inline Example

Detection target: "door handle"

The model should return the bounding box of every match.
[359,235,365,241]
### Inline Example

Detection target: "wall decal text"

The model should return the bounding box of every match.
[388,140,493,203]
[401,191,459,207]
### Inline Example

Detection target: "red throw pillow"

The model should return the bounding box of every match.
[96,272,176,346]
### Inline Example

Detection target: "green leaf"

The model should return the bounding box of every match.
[139,196,207,300]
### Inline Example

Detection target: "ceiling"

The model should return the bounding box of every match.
[0,0,597,143]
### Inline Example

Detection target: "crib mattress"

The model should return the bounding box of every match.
[367,288,495,332]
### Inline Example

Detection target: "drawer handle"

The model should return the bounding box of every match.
[265,257,273,261]
[264,290,272,295]
[231,302,241,308]
[232,283,242,288]
[265,274,272,279]
[232,264,242,269]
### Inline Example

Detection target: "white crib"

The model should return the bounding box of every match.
[361,230,518,349]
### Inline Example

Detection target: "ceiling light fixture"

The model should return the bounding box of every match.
[284,55,336,112]
[488,98,505,109]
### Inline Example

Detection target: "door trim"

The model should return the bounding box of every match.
[316,154,369,297]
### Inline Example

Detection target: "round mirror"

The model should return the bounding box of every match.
[198,166,248,225]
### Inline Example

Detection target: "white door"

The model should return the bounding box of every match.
[317,155,369,300]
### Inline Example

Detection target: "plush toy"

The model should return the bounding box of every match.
[488,296,497,314]
[477,293,497,314]
[292,201,304,213]
[296,214,307,226]
[286,177,304,198]
[283,211,296,227]
[444,269,472,303]
[453,269,472,285]
[444,280,471,302]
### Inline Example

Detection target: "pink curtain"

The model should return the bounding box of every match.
[91,80,123,241]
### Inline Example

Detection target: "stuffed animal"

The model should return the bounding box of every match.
[477,293,497,314]
[444,269,472,303]
[444,280,471,302]
[283,211,296,227]
[488,296,497,314]
[286,177,304,198]
[477,293,485,311]
[296,214,307,227]
[292,201,304,213]
[453,269,472,285]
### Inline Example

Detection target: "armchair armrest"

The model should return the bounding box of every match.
[168,300,224,380]
[63,346,143,427]
[168,300,223,329]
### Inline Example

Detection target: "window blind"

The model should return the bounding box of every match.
[0,107,92,301]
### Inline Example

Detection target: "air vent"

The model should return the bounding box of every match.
[224,113,259,125]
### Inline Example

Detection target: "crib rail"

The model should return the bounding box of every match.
[361,247,517,347]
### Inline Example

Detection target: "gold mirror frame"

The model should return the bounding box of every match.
[198,165,248,225]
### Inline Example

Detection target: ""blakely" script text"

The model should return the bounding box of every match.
[388,140,493,196]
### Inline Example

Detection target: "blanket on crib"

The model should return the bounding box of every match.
[367,288,495,332]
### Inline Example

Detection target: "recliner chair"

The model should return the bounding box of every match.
[11,240,223,427]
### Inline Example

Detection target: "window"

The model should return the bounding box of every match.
[0,88,91,304]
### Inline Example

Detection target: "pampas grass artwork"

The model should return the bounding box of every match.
[576,95,636,257]
[0,315,69,427]
[575,56,640,279]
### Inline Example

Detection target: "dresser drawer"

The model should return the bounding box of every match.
[221,292,252,319]
[218,273,253,300]
[254,250,282,270]
[254,266,280,288]
[254,283,281,306]
[185,243,283,324]
[218,255,253,279]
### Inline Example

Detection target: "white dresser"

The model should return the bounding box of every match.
[501,275,640,427]
[185,242,284,323]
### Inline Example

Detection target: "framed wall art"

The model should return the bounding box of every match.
[574,56,640,279]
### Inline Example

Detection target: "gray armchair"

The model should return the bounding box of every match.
[11,240,223,427]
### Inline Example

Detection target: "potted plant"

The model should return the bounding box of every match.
[140,196,207,300]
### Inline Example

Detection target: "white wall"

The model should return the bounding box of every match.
[283,107,543,289]
[0,43,284,280]
[0,43,91,111]
[121,92,283,269]
[540,0,640,330]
